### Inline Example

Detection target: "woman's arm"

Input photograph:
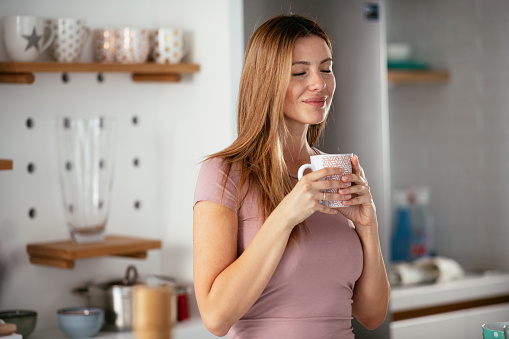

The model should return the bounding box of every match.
[193,201,293,336]
[336,154,390,329]
[351,223,390,329]
[193,167,347,336]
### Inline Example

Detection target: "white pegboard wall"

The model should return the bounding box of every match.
[0,72,161,329]
[1,72,161,238]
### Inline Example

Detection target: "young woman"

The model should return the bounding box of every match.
[193,14,390,338]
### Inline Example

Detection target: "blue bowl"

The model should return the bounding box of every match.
[57,307,104,338]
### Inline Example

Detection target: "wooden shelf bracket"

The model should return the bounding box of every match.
[0,159,13,170]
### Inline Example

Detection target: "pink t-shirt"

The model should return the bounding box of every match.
[193,156,363,339]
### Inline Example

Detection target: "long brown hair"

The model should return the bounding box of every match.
[209,14,332,244]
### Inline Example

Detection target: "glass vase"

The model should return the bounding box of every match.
[56,117,116,243]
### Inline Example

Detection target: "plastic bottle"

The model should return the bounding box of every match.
[391,191,412,263]
[409,187,434,259]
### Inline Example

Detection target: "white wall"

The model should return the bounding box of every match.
[153,0,241,281]
[386,0,509,272]
[0,0,242,334]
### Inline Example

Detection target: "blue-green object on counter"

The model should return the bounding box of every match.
[387,60,429,70]
[0,310,37,338]
[483,322,509,339]
[57,307,104,339]
[391,206,412,262]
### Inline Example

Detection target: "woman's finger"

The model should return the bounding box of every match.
[302,167,344,182]
[351,154,366,180]
[339,184,368,197]
[341,193,371,206]
[322,191,352,202]
[341,173,367,187]
[316,178,351,191]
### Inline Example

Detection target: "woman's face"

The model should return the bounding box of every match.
[283,35,335,128]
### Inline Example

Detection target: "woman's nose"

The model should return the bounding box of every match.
[309,71,326,91]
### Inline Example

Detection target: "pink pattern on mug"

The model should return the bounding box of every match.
[297,153,353,208]
[321,155,352,207]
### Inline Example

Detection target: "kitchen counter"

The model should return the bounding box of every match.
[390,272,509,339]
[31,318,222,339]
[391,271,509,312]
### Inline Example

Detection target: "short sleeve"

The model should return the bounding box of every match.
[193,157,239,211]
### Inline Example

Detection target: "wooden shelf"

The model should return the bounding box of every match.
[0,62,200,84]
[27,235,162,269]
[0,159,13,170]
[388,70,449,84]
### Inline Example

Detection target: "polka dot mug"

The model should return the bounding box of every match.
[151,28,187,64]
[483,322,509,339]
[47,17,90,63]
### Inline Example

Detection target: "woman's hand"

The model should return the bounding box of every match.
[336,154,377,229]
[275,167,347,229]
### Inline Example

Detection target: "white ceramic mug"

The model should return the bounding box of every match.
[3,15,54,62]
[482,322,509,339]
[151,28,186,64]
[114,27,150,64]
[298,154,353,208]
[47,17,90,62]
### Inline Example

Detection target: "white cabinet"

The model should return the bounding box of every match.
[391,303,509,339]
[390,273,509,338]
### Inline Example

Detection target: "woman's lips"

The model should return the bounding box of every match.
[304,97,327,107]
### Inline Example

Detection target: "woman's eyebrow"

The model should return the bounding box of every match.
[292,58,333,66]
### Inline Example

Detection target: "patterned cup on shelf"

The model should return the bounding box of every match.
[93,28,116,63]
[297,154,353,208]
[3,15,55,62]
[151,28,186,64]
[47,17,90,63]
[114,27,149,64]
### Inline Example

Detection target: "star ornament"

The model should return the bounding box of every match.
[23,27,42,51]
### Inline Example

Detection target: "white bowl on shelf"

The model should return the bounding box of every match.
[387,43,411,61]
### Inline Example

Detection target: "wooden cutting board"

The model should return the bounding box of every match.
[27,235,162,269]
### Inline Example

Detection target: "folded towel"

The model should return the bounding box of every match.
[389,256,464,286]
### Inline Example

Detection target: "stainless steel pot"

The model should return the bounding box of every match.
[73,265,177,331]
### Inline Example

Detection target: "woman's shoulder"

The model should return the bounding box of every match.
[198,156,241,183]
[194,156,242,210]
[200,156,226,171]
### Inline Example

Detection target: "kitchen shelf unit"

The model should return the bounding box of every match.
[26,235,162,269]
[0,159,13,170]
[0,62,200,84]
[387,70,449,84]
